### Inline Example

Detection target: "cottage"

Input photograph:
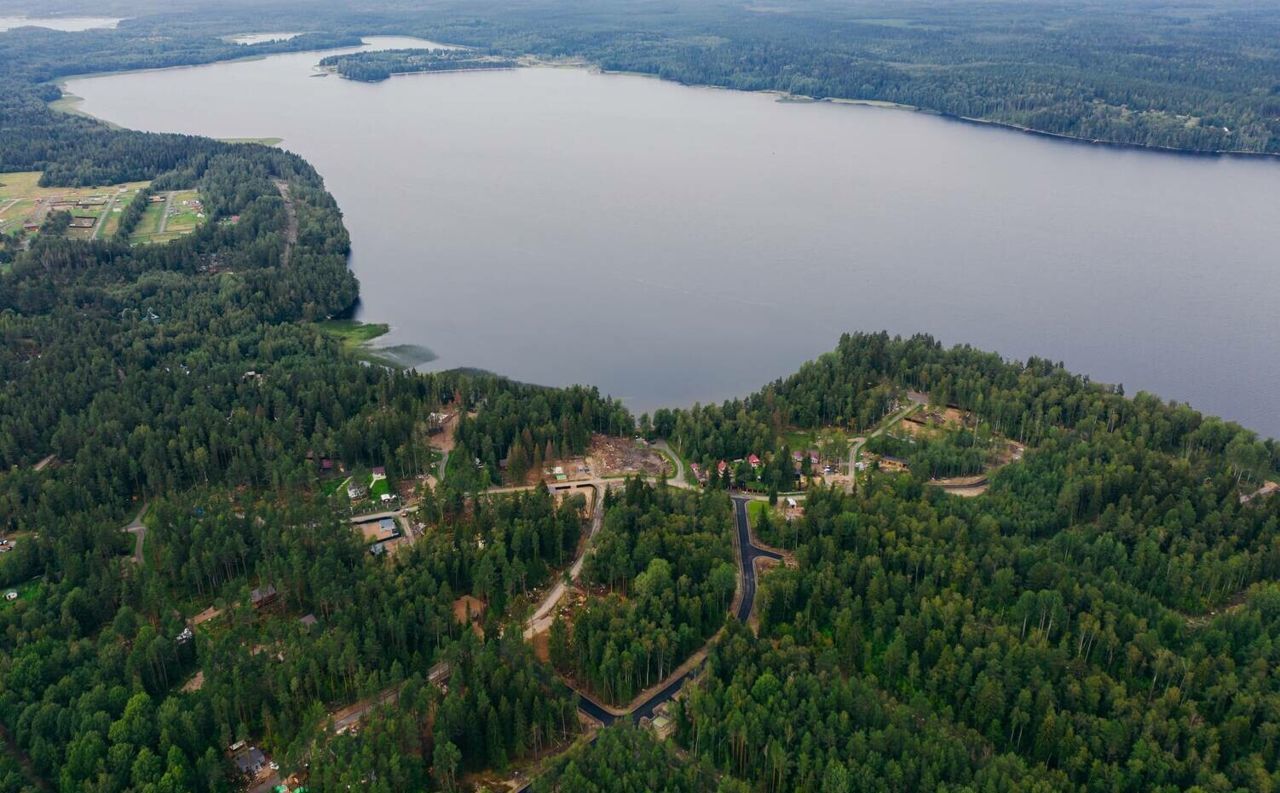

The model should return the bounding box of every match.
[748,454,762,468]
[371,466,387,480]
[230,744,266,778]
[250,584,278,609]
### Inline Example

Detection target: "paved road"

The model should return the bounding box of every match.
[568,493,779,728]
[512,489,782,793]
[731,496,783,623]
[654,440,688,487]
[331,661,451,734]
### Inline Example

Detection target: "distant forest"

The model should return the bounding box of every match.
[5,0,1277,154]
[318,49,518,82]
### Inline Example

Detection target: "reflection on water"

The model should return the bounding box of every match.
[64,38,1280,435]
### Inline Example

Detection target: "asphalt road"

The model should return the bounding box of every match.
[571,493,780,727]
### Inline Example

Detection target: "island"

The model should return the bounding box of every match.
[318,48,521,82]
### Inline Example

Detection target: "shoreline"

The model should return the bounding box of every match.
[47,31,1279,161]
[590,66,1280,162]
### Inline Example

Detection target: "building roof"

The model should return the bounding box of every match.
[232,746,266,775]
[250,584,277,605]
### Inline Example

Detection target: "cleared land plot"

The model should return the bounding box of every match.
[129,189,206,245]
[0,171,148,238]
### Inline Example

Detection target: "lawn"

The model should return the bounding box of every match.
[0,578,42,608]
[128,188,206,245]
[369,477,391,499]
[320,475,352,498]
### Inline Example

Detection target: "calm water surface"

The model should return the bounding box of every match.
[64,38,1280,435]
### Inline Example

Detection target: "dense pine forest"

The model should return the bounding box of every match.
[317,49,519,82]
[1,5,1279,792]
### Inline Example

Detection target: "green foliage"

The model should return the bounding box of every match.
[554,480,734,705]
[533,724,741,793]
[318,49,518,82]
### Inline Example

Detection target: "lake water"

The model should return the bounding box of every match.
[0,16,121,32]
[62,37,1280,435]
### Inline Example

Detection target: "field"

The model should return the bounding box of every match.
[316,319,391,347]
[0,171,149,239]
[129,189,205,244]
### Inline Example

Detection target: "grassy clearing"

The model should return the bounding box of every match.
[317,319,391,347]
[129,189,206,245]
[0,579,41,608]
[314,320,433,368]
[321,475,351,498]
[0,171,149,238]
[369,477,391,499]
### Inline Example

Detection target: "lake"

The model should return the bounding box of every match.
[62,37,1280,435]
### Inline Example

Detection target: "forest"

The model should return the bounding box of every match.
[317,48,518,82]
[0,19,632,790]
[550,480,735,706]
[0,6,1279,792]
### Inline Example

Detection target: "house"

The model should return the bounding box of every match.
[250,584,278,609]
[230,743,266,778]
[320,458,334,473]
[748,454,761,468]
[717,461,728,476]
[371,466,387,480]
[299,614,318,628]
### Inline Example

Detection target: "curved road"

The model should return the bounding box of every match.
[570,493,780,727]
[121,505,147,563]
[523,483,607,639]
[653,440,687,487]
